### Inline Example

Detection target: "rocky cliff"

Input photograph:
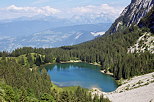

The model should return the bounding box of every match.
[138,6,154,33]
[106,0,154,34]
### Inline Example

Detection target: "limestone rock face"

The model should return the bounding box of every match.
[106,0,154,34]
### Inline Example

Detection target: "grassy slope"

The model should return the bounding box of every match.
[51,83,88,92]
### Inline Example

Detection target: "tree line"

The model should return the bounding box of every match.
[0,53,110,102]
[1,25,153,80]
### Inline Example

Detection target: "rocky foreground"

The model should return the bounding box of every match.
[91,72,154,102]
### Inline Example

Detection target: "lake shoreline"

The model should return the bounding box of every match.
[90,72,154,102]
[100,70,114,76]
[59,60,114,76]
[45,62,118,92]
[42,60,114,76]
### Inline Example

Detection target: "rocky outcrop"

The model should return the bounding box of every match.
[128,32,154,53]
[138,6,154,33]
[106,0,154,34]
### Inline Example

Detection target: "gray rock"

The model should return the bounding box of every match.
[106,0,154,34]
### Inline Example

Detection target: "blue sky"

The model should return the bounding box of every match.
[0,0,131,21]
[0,0,130,8]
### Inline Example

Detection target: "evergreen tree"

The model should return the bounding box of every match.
[27,54,34,67]
[35,55,42,66]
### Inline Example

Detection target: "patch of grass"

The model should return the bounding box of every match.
[137,80,143,84]
[150,80,154,83]
[51,84,88,93]
[144,82,149,85]
[116,79,123,86]
[152,75,154,78]
[125,87,129,90]
[125,84,130,90]
[51,84,63,92]
[62,86,83,92]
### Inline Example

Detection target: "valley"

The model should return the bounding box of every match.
[0,0,154,102]
[0,23,111,51]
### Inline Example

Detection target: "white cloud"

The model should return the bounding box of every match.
[0,4,123,23]
[71,4,123,18]
[57,4,123,23]
[0,5,61,19]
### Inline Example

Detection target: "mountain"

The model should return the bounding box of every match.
[70,14,113,24]
[0,1,153,102]
[138,6,154,33]
[128,6,154,53]
[9,6,154,80]
[0,23,111,51]
[0,16,75,37]
[106,0,154,34]
[0,14,114,37]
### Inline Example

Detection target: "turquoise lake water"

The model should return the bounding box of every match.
[45,62,118,92]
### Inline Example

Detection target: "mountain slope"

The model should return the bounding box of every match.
[106,0,154,34]
[2,0,154,80]
[0,15,113,37]
[138,6,154,33]
[0,17,74,37]
[128,7,154,53]
[0,23,111,51]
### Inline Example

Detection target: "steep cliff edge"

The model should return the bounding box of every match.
[138,6,154,33]
[128,6,154,53]
[106,0,154,34]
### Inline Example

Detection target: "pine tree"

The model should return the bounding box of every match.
[35,55,42,66]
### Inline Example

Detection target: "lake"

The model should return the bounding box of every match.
[45,62,118,92]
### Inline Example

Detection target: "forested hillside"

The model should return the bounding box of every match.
[2,7,153,80]
[0,1,153,102]
[0,57,110,101]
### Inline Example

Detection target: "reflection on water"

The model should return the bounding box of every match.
[45,62,118,92]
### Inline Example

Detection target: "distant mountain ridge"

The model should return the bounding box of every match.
[0,15,114,37]
[106,0,154,34]
[0,23,111,51]
[8,1,154,82]
[0,17,74,37]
